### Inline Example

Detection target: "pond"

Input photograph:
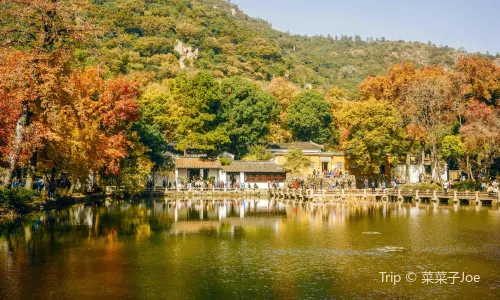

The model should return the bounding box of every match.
[0,199,499,299]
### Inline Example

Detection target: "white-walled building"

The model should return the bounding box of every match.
[174,157,223,182]
[173,157,288,188]
[393,163,448,183]
[222,161,288,188]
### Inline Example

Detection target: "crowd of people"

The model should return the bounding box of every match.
[312,168,349,178]
[286,177,356,190]
[8,176,72,199]
[169,179,261,190]
[440,179,498,195]
[480,180,499,194]
[362,179,400,192]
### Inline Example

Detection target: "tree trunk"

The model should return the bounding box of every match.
[25,152,38,190]
[405,153,411,183]
[431,143,441,183]
[6,101,30,186]
[420,148,426,182]
[68,179,77,195]
[466,154,474,181]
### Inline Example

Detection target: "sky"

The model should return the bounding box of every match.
[231,0,499,54]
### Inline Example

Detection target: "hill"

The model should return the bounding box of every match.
[81,0,497,97]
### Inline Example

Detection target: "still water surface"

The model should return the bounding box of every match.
[0,199,499,299]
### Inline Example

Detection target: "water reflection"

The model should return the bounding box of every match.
[0,199,499,299]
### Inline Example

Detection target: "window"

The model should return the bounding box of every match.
[310,163,315,169]
[245,173,286,182]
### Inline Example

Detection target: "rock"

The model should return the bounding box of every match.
[174,40,199,69]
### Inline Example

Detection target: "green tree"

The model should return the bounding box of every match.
[441,135,466,160]
[337,98,404,177]
[242,145,274,161]
[283,147,312,174]
[440,135,466,171]
[219,77,278,157]
[287,90,333,144]
[133,122,170,175]
[138,72,230,154]
[172,72,230,153]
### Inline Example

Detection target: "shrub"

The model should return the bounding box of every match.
[454,181,482,191]
[404,183,442,191]
[0,188,39,212]
[220,157,232,166]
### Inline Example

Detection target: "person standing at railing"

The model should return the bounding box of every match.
[364,178,369,189]
[48,180,56,200]
[487,183,494,195]
[492,180,498,194]
[443,181,449,194]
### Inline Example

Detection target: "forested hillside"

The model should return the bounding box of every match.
[78,0,497,96]
[1,0,499,192]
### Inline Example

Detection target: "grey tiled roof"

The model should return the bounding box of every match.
[269,141,324,150]
[223,161,287,173]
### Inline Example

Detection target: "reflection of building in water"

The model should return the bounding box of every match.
[169,199,286,234]
[218,202,226,221]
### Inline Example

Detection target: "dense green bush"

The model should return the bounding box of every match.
[219,157,232,166]
[454,181,482,191]
[0,188,39,212]
[404,183,442,191]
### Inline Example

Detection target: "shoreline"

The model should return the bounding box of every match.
[0,193,109,224]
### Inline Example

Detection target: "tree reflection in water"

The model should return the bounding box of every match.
[0,199,499,299]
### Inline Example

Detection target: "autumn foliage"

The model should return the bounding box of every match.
[358,56,500,179]
[50,69,140,179]
[0,48,141,186]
